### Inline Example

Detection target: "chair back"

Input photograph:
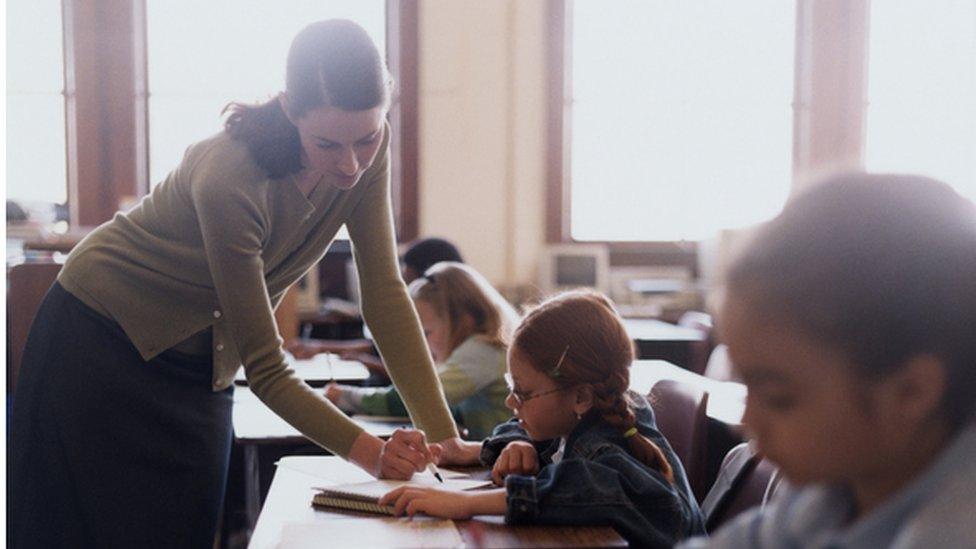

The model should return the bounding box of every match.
[701,442,781,532]
[677,311,714,375]
[649,378,710,501]
[7,261,62,393]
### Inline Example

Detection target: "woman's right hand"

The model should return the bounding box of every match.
[378,428,440,480]
[491,441,539,485]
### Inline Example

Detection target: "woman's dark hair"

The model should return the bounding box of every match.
[402,238,465,275]
[223,19,393,178]
[726,172,976,428]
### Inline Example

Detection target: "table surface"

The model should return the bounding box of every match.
[232,359,746,444]
[233,387,410,444]
[249,456,628,549]
[622,318,707,342]
[235,352,370,386]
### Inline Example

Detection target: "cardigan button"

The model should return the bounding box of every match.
[213,310,222,318]
[216,343,225,352]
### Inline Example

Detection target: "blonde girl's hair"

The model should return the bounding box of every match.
[408,262,520,354]
[512,290,675,483]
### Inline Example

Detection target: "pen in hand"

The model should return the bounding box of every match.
[427,462,444,483]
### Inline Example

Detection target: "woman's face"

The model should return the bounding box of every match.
[415,300,451,363]
[289,103,385,190]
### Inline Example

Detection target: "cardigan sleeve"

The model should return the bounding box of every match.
[345,142,459,443]
[189,143,367,458]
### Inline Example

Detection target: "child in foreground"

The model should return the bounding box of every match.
[680,173,976,548]
[326,262,516,439]
[380,290,705,547]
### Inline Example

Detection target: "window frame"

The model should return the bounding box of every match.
[61,0,420,241]
[546,0,870,269]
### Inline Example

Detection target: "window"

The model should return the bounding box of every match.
[6,0,67,207]
[865,0,976,201]
[146,1,386,187]
[565,1,795,242]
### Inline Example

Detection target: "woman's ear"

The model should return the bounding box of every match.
[573,384,594,416]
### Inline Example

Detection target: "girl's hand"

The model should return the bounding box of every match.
[323,382,342,405]
[284,338,324,359]
[491,441,539,485]
[379,486,474,519]
[338,351,387,375]
[434,437,483,466]
[378,428,441,480]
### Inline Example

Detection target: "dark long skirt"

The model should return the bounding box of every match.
[8,282,234,548]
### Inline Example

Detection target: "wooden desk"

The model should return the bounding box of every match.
[231,360,745,539]
[234,353,370,387]
[234,387,410,529]
[250,456,627,548]
[623,318,706,367]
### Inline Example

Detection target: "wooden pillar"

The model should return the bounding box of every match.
[63,0,148,227]
[793,0,871,183]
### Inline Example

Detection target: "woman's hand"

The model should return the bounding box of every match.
[379,486,507,519]
[433,436,483,466]
[491,441,539,485]
[378,428,441,479]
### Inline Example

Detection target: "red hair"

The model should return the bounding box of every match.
[512,290,674,483]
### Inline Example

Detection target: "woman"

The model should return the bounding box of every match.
[8,20,461,548]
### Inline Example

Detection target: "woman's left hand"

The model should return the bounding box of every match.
[434,436,483,466]
[379,486,473,519]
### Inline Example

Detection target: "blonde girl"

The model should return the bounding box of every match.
[328,261,518,439]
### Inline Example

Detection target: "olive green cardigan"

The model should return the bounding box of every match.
[58,126,458,457]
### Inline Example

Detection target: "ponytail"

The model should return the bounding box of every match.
[223,99,302,179]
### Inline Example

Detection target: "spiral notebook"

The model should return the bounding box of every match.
[312,472,492,515]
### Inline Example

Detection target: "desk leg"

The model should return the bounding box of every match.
[244,444,261,535]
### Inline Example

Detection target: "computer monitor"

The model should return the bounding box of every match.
[538,243,610,297]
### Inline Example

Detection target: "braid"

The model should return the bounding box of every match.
[593,386,675,484]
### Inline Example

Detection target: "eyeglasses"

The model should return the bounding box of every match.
[504,346,573,406]
[504,373,573,406]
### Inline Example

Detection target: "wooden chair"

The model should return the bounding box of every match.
[676,311,715,375]
[7,261,63,394]
[648,379,710,502]
[701,442,781,532]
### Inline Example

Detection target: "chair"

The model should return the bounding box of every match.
[703,344,736,382]
[648,379,710,502]
[7,261,63,394]
[677,311,714,375]
[700,442,781,532]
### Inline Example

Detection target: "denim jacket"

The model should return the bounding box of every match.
[480,390,705,548]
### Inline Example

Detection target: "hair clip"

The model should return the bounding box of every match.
[549,345,570,377]
[623,427,638,438]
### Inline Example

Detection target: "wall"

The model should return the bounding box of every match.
[417,0,548,288]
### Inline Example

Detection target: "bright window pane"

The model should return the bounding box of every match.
[865,0,976,201]
[571,1,795,242]
[146,1,385,188]
[6,0,67,205]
